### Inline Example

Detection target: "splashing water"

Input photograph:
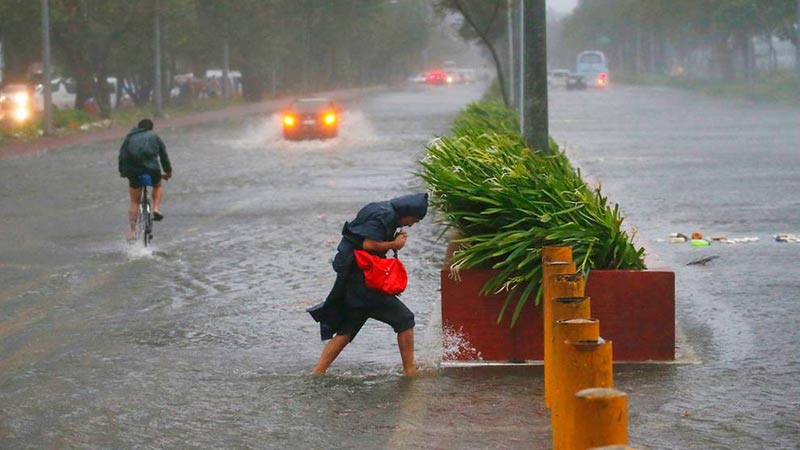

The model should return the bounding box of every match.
[227,110,381,151]
[440,325,482,362]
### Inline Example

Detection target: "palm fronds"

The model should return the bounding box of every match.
[419,101,645,326]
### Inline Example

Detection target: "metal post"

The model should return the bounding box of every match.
[153,0,163,117]
[518,0,524,132]
[522,0,549,153]
[41,0,53,135]
[507,0,515,107]
[222,38,230,101]
[796,0,800,76]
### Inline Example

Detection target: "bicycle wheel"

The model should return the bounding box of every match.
[143,200,153,247]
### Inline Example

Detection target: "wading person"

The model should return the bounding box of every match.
[118,119,172,241]
[310,193,428,376]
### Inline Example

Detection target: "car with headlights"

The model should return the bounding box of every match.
[0,84,33,124]
[282,98,340,141]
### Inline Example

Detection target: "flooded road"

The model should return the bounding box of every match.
[1,80,798,449]
[550,85,800,449]
[1,83,551,449]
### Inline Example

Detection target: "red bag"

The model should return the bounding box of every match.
[353,249,408,295]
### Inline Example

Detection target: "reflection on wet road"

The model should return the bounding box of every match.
[1,81,799,449]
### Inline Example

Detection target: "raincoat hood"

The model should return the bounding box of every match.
[390,193,428,220]
[126,127,151,138]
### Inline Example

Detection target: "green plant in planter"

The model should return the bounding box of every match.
[419,102,645,326]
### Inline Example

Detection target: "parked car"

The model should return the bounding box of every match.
[33,78,76,110]
[1,84,33,123]
[281,98,340,141]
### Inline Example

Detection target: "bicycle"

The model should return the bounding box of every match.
[135,174,155,247]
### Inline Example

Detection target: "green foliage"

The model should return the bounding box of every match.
[419,101,645,326]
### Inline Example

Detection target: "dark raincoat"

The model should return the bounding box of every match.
[308,193,428,340]
[118,127,172,176]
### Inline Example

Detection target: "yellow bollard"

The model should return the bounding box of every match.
[542,245,573,264]
[546,291,590,408]
[550,318,599,449]
[552,338,613,450]
[573,388,628,449]
[542,265,577,408]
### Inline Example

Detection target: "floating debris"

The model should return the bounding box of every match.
[687,255,719,266]
[775,234,800,243]
[669,233,688,243]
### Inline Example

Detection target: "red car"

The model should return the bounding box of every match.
[282,98,340,141]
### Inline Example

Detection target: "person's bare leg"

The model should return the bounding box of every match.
[152,183,163,214]
[312,334,350,375]
[397,328,417,376]
[128,187,142,240]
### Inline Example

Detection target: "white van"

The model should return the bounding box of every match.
[575,51,609,88]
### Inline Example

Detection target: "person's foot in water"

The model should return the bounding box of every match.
[127,230,137,242]
[153,211,164,221]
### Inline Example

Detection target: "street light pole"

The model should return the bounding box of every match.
[41,0,53,135]
[796,0,800,76]
[153,0,163,117]
[507,0,515,107]
[522,0,549,153]
[222,38,230,101]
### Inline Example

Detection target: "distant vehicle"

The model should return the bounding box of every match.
[575,50,609,88]
[548,69,571,87]
[565,74,587,91]
[0,84,33,123]
[408,72,427,84]
[281,98,340,141]
[426,69,448,85]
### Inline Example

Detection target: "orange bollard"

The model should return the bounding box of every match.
[550,318,599,448]
[542,264,576,408]
[552,338,613,450]
[542,245,573,264]
[546,292,590,408]
[573,388,628,449]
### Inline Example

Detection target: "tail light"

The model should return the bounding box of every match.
[283,114,296,126]
[323,112,336,126]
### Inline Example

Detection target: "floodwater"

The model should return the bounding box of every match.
[0,79,798,449]
[550,84,800,449]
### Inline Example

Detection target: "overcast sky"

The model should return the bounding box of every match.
[547,0,578,13]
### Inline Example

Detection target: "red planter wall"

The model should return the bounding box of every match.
[441,245,675,362]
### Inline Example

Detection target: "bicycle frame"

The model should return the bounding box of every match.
[138,184,154,247]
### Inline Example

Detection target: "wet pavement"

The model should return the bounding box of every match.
[550,84,800,449]
[1,81,798,449]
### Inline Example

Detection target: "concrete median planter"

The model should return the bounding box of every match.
[441,241,675,362]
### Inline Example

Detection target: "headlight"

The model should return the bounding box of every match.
[13,106,30,122]
[12,92,30,107]
[323,112,336,126]
[283,115,296,126]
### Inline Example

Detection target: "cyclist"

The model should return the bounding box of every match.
[118,119,172,241]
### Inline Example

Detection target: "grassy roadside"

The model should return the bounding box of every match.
[617,71,800,105]
[0,96,246,146]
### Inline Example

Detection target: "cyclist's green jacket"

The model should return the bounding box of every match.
[118,127,172,176]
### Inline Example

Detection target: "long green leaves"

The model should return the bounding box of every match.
[419,101,646,327]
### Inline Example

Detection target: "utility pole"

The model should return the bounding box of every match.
[41,0,53,135]
[507,0,515,107]
[153,0,163,117]
[522,0,549,153]
[222,38,230,101]
[796,0,800,76]
[518,0,524,132]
